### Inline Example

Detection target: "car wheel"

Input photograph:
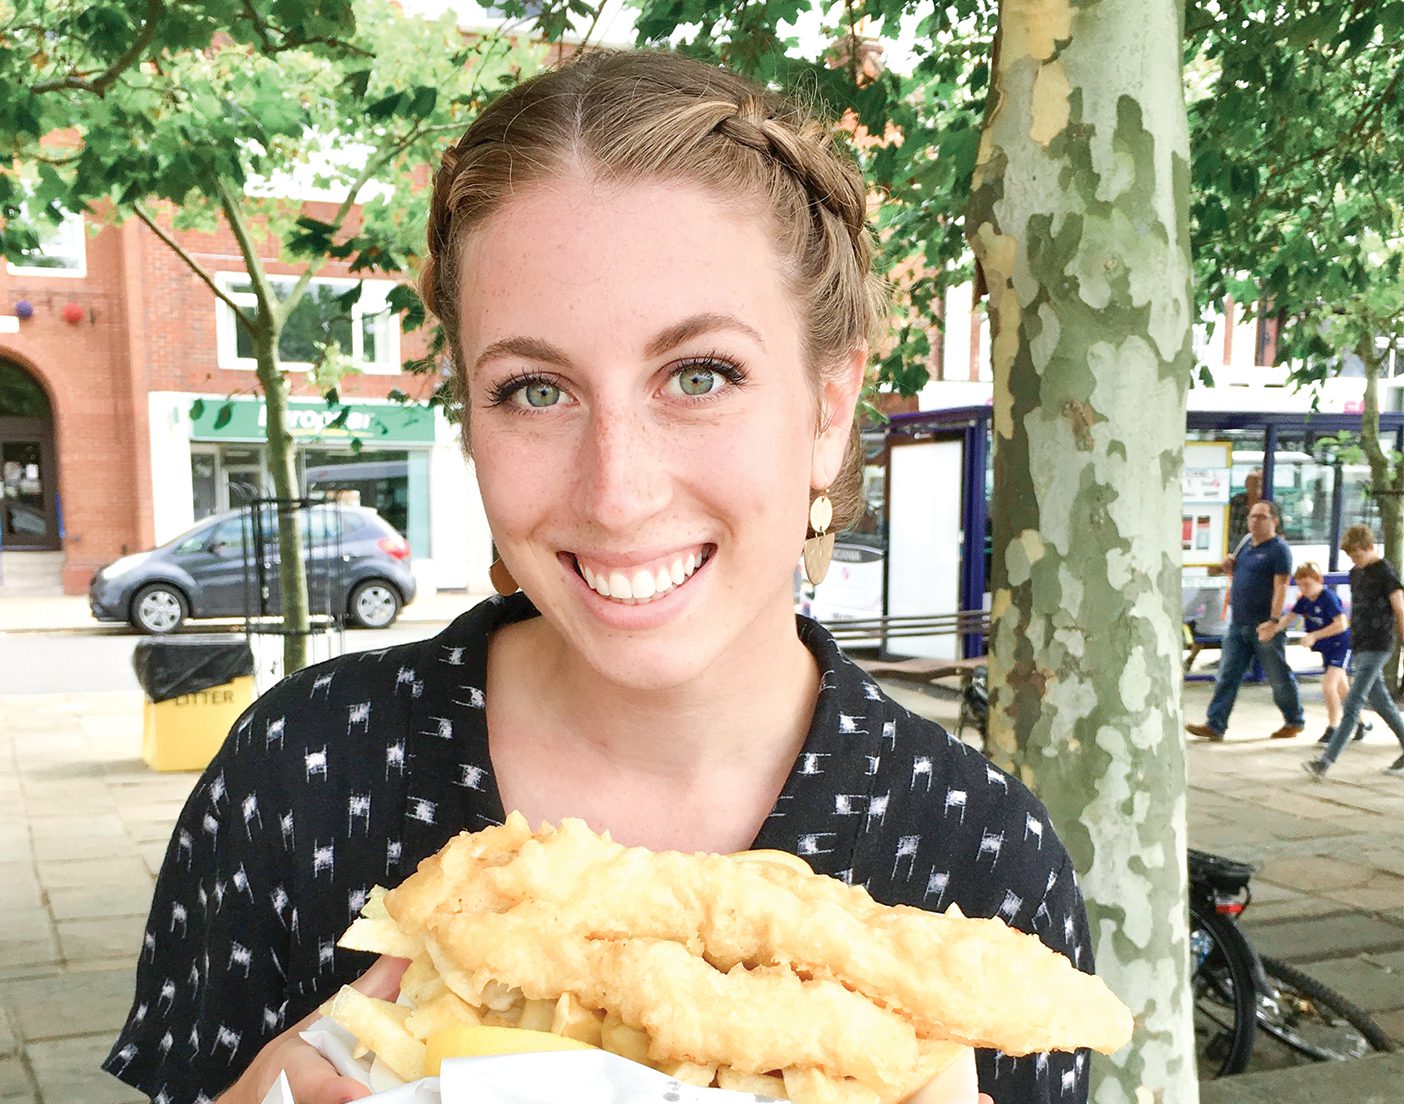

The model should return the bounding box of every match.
[348,580,401,629]
[131,584,189,634]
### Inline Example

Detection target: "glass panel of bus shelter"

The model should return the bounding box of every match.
[1270,431,1337,568]
[1182,428,1265,637]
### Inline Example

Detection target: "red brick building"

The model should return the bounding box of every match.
[0,207,489,597]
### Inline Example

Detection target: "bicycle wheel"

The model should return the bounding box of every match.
[1190,900,1258,1077]
[1256,955,1395,1061]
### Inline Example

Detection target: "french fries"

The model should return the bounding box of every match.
[318,986,425,1082]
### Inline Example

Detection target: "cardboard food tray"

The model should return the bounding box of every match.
[259,1018,782,1104]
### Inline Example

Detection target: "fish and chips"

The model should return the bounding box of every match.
[322,815,1133,1103]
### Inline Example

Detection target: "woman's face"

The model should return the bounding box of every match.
[457,174,860,689]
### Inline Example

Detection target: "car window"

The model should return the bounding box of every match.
[209,517,247,550]
[175,524,217,553]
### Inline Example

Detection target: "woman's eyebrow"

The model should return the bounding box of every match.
[473,336,572,372]
[644,312,767,357]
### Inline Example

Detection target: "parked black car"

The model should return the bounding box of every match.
[89,504,417,633]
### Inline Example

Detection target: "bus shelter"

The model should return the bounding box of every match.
[806,406,1404,665]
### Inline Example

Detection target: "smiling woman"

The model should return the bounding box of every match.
[105,50,1102,1104]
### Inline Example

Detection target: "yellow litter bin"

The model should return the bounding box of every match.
[133,635,256,772]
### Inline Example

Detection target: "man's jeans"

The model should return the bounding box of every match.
[1205,623,1304,734]
[1321,650,1404,764]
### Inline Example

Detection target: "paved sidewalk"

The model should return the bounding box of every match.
[0,666,1401,1102]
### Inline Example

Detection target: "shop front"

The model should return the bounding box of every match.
[148,392,491,593]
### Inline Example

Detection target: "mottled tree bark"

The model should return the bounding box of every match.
[1357,339,1404,692]
[967,2,1195,1099]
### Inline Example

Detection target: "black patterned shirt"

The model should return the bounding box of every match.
[104,594,1095,1104]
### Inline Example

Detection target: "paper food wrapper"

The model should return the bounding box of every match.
[258,1017,782,1104]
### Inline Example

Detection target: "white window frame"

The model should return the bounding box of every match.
[214,271,402,375]
[6,210,86,277]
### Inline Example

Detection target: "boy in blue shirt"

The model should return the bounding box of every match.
[1266,562,1355,745]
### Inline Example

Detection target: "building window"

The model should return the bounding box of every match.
[5,211,86,277]
[215,273,400,374]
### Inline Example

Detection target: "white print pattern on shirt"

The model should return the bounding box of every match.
[864,792,889,830]
[385,740,405,779]
[797,752,829,775]
[264,716,284,750]
[924,868,950,907]
[1024,814,1044,848]
[978,829,1004,868]
[796,832,836,856]
[348,794,371,835]
[241,794,261,839]
[304,747,327,782]
[456,764,486,790]
[455,686,486,709]
[911,755,932,792]
[892,835,919,879]
[943,788,967,824]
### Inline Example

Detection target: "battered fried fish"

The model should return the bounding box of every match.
[332,814,1131,1104]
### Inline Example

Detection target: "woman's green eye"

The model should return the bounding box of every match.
[677,366,717,396]
[522,382,562,407]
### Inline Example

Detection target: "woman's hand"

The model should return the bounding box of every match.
[904,1049,993,1104]
[215,955,409,1104]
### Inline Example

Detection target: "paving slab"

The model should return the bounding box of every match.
[1245,912,1404,963]
[1324,876,1404,912]
[0,1056,34,1102]
[1252,856,1378,892]
[46,881,157,923]
[55,915,146,964]
[1298,955,1404,1015]
[26,1035,148,1104]
[0,969,137,1042]
[1199,1050,1404,1104]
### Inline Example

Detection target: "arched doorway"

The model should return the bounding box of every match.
[0,358,60,550]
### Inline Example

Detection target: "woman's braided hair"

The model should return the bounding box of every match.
[420,49,887,529]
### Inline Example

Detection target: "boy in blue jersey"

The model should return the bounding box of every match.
[1266,562,1354,745]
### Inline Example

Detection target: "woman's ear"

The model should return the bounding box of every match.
[811,345,867,489]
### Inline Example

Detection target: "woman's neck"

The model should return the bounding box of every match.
[488,600,820,782]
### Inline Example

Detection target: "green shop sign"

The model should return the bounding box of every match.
[189,397,435,444]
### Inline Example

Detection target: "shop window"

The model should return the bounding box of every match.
[1270,440,1335,549]
[5,210,85,277]
[303,448,411,537]
[215,273,400,374]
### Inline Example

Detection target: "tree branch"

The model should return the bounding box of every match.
[132,202,255,328]
[30,0,165,97]
[213,181,281,324]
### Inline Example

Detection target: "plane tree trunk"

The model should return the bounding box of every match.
[967,2,1196,1097]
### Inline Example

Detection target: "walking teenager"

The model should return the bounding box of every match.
[1186,500,1305,741]
[1264,563,1352,744]
[1304,526,1404,778]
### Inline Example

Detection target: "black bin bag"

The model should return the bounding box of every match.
[132,635,255,704]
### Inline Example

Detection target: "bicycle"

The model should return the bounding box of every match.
[1189,848,1394,1077]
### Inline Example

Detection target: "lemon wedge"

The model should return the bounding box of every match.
[424,1025,598,1075]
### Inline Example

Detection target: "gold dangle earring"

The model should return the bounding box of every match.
[489,556,519,596]
[803,490,835,585]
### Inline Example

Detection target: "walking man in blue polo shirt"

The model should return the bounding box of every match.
[1186,500,1305,741]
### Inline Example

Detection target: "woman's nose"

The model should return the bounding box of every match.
[576,409,672,529]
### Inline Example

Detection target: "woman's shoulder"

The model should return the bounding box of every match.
[211,595,521,784]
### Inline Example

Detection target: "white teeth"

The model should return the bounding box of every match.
[577,549,708,604]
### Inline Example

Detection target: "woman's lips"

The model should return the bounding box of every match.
[573,546,713,604]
